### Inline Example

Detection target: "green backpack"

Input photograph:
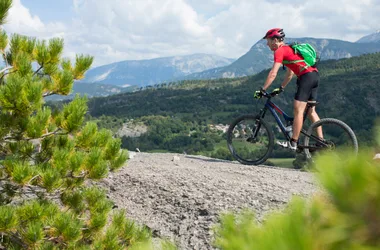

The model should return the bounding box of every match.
[283,43,319,70]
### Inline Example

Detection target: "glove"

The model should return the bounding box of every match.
[254,88,265,99]
[272,86,284,95]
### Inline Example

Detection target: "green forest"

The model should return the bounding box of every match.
[83,52,380,160]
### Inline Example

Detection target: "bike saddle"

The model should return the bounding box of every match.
[307,101,319,107]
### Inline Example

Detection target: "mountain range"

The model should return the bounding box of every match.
[183,36,380,80]
[45,82,131,101]
[356,30,380,43]
[82,54,235,87]
[73,30,380,96]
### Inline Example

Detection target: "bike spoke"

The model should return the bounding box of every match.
[304,118,358,162]
[227,116,273,165]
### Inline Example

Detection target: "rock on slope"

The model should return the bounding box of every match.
[99,153,320,249]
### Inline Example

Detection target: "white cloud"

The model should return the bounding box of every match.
[3,0,380,67]
[4,0,66,38]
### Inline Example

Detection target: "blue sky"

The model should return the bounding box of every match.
[3,0,380,67]
[21,0,74,23]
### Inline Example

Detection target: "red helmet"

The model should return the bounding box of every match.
[263,28,285,39]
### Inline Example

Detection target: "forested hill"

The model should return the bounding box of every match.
[87,52,380,146]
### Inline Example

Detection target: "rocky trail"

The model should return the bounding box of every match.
[99,152,320,249]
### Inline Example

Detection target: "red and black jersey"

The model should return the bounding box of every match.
[274,45,317,77]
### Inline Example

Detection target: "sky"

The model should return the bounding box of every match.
[3,0,380,67]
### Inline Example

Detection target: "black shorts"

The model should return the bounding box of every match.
[295,71,319,102]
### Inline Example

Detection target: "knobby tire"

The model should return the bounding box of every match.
[303,118,358,160]
[227,115,274,165]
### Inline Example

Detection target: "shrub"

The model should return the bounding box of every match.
[214,149,380,249]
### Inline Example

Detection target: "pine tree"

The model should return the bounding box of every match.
[0,1,175,249]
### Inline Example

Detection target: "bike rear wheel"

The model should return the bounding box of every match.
[303,118,358,160]
[227,115,274,165]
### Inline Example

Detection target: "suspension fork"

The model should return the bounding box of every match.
[252,107,268,138]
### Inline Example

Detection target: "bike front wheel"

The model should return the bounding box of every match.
[227,115,274,165]
[303,118,358,160]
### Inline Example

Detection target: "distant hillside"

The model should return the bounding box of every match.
[183,37,380,80]
[356,30,380,43]
[45,82,131,101]
[81,54,235,87]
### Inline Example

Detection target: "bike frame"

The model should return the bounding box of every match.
[255,95,327,149]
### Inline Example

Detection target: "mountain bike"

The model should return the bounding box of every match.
[227,90,358,165]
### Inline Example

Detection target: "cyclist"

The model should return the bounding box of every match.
[254,28,323,150]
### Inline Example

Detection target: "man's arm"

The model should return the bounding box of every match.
[262,62,282,91]
[280,67,294,88]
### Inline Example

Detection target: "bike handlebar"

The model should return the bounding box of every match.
[261,90,280,98]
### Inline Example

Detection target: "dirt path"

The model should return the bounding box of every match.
[99,152,320,249]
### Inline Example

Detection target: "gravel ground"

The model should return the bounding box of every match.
[99,152,320,250]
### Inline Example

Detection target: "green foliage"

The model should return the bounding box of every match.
[51,211,83,242]
[16,200,57,223]
[0,1,166,249]
[214,149,380,249]
[47,37,64,64]
[73,54,94,80]
[91,115,125,133]
[22,221,44,246]
[110,149,129,171]
[0,205,18,232]
[40,168,62,192]
[26,107,51,138]
[35,40,48,66]
[14,51,33,76]
[60,95,88,132]
[0,0,11,25]
[89,210,155,250]
[160,240,179,250]
[0,74,42,116]
[75,122,113,149]
[119,115,223,156]
[375,120,380,147]
[210,148,234,161]
[315,153,380,245]
[54,69,74,95]
[85,148,108,179]
[11,161,35,185]
[0,29,7,51]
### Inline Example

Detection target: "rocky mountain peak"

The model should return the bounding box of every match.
[356,30,380,43]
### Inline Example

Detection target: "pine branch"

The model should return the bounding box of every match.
[33,65,43,76]
[38,129,64,139]
[42,91,57,97]
[0,65,13,83]
[41,157,52,165]
[2,51,8,68]
[0,0,12,26]
[27,175,40,185]
[0,146,8,157]
[66,171,87,179]
[8,233,27,249]
[22,151,37,162]
[2,129,64,142]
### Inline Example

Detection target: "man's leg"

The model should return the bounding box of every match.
[307,106,323,139]
[292,100,307,141]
